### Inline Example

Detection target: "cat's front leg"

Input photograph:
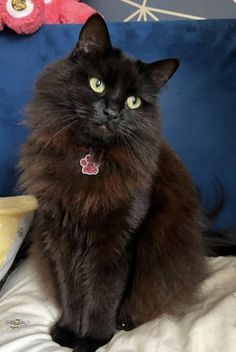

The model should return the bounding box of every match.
[72,242,130,352]
[51,320,78,348]
[50,273,84,348]
[73,337,111,352]
[48,245,85,348]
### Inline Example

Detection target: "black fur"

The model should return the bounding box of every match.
[19,15,206,352]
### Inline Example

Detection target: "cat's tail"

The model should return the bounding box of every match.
[198,179,236,256]
[203,229,236,256]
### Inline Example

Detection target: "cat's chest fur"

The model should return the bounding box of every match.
[20,132,158,232]
[42,143,156,216]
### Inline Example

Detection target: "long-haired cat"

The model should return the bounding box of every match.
[19,14,207,352]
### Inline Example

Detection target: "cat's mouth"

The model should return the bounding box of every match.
[93,122,114,138]
[97,124,109,131]
[97,124,112,134]
[79,121,115,145]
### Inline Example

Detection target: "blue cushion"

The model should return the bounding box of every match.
[0,20,236,230]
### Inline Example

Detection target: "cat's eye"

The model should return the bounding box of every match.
[89,77,105,94]
[126,96,142,110]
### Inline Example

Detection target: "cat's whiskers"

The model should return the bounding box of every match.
[118,135,134,168]
[129,130,153,147]
[41,114,78,131]
[122,129,154,165]
[123,135,143,169]
[43,109,77,115]
[38,118,78,156]
[128,134,154,162]
[125,124,157,149]
[119,132,142,171]
[70,99,95,118]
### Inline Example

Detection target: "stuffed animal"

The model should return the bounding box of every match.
[0,0,96,34]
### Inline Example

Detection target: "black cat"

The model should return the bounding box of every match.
[19,14,206,352]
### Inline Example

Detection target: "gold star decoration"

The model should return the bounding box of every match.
[121,0,205,22]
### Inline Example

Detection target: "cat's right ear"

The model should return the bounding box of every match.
[74,14,111,55]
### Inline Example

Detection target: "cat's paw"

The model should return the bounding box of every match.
[50,322,78,348]
[73,336,109,352]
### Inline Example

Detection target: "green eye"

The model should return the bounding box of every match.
[126,96,142,110]
[89,77,105,94]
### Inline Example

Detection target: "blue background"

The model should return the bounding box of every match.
[0,20,236,229]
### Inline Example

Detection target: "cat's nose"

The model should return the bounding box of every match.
[103,107,119,120]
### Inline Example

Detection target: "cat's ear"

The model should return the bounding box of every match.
[148,59,179,90]
[75,14,111,53]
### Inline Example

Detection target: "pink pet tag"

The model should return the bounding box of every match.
[80,154,100,175]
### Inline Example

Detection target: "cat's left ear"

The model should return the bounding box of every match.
[75,14,111,53]
[147,59,179,90]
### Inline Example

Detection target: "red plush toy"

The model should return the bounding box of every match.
[0,0,96,34]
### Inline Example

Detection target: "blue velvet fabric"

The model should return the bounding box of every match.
[0,20,236,229]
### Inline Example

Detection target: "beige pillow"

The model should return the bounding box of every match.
[0,196,38,281]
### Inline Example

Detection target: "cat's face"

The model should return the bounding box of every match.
[32,15,179,149]
[64,48,162,146]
